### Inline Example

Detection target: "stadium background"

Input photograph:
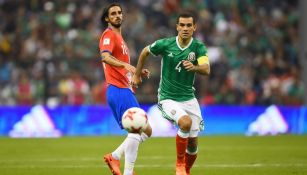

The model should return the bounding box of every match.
[1,1,307,175]
[0,0,305,137]
[0,0,304,106]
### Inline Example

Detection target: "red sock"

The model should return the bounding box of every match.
[176,134,188,165]
[185,153,197,173]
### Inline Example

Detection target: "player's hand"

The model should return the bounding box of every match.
[124,63,136,74]
[141,69,150,79]
[131,74,142,88]
[182,60,195,71]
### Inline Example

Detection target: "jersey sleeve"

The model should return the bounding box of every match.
[197,43,210,66]
[99,31,115,54]
[148,39,166,56]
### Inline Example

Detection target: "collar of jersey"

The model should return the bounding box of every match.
[176,36,193,51]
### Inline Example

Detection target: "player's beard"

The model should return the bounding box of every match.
[110,20,122,28]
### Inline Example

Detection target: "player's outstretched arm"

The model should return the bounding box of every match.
[101,51,135,73]
[132,46,150,86]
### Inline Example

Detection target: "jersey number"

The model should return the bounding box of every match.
[175,61,182,72]
[121,44,128,55]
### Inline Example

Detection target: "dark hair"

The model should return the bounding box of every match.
[100,3,122,27]
[176,11,198,25]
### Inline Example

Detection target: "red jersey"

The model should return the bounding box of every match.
[99,28,132,89]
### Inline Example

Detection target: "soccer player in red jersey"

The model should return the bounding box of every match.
[99,3,152,175]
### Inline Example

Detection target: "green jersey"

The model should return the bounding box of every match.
[149,36,209,102]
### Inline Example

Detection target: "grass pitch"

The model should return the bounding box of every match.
[0,135,306,175]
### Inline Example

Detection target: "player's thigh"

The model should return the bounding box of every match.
[106,85,139,128]
[158,99,187,124]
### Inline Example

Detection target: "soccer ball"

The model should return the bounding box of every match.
[122,107,148,133]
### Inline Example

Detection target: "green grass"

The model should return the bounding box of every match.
[0,135,307,175]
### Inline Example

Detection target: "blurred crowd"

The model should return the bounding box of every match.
[0,0,303,106]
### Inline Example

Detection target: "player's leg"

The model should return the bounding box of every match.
[177,115,192,164]
[182,98,203,175]
[123,133,141,175]
[158,100,192,175]
[185,137,198,175]
[104,85,126,175]
[123,126,151,175]
[176,115,192,175]
[108,108,152,164]
[121,89,151,175]
[185,125,200,175]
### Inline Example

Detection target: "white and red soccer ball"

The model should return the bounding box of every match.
[122,107,148,133]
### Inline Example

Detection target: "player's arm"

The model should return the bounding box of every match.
[132,46,150,86]
[101,51,135,73]
[182,55,210,75]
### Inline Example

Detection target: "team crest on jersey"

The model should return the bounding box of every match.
[187,52,196,61]
[103,38,110,45]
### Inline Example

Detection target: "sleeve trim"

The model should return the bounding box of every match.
[148,47,157,57]
[100,50,112,54]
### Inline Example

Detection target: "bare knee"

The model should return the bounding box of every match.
[178,115,192,132]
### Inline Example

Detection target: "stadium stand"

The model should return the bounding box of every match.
[0,0,302,105]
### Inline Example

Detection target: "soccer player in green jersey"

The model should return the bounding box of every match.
[132,12,210,175]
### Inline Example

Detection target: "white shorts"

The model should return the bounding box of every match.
[158,98,204,137]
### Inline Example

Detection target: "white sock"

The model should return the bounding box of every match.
[124,133,141,175]
[112,138,128,160]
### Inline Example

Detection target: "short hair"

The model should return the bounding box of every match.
[100,3,122,27]
[176,12,198,25]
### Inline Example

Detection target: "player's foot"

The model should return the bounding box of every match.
[103,153,121,175]
[176,163,187,175]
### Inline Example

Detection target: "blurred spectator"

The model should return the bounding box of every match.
[91,80,107,104]
[14,73,33,105]
[0,0,302,106]
[58,71,89,105]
